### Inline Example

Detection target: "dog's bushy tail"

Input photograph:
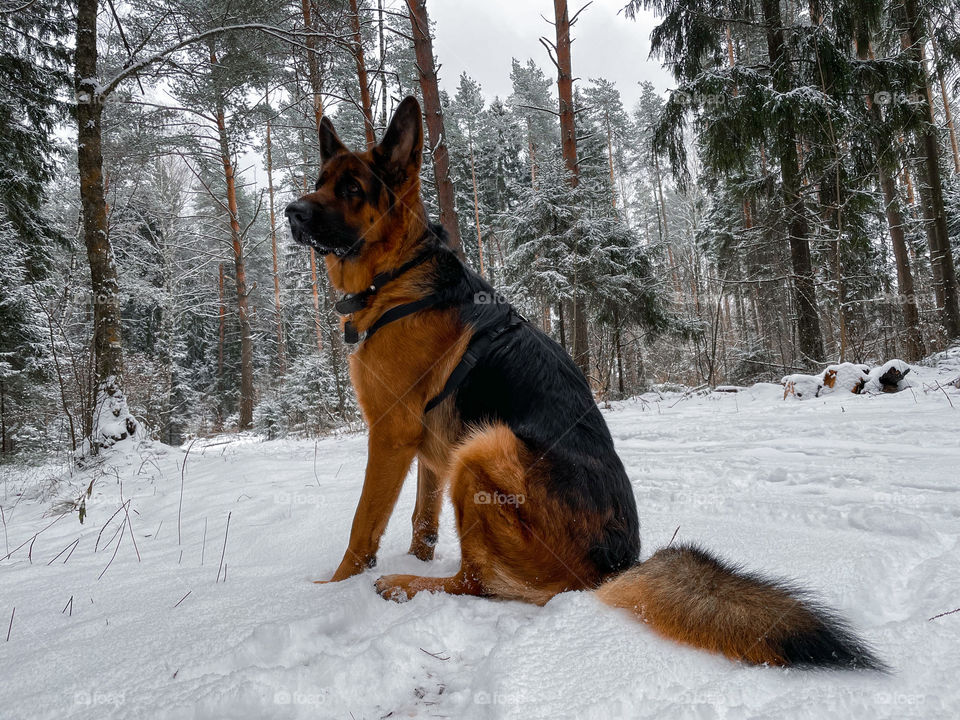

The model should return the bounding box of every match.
[596,544,885,669]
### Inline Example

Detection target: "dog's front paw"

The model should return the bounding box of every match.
[408,534,437,562]
[374,574,415,602]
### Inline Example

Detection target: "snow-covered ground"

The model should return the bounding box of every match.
[2,354,959,720]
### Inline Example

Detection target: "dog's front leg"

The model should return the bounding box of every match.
[325,430,419,582]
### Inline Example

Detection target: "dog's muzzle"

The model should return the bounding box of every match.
[284,200,355,257]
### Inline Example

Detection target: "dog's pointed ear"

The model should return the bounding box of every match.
[374,96,423,182]
[319,116,347,165]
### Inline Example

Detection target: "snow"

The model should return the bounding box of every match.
[2,358,959,719]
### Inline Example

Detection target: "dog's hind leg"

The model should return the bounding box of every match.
[408,461,444,561]
[375,423,600,605]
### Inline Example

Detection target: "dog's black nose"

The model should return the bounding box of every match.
[285,200,313,232]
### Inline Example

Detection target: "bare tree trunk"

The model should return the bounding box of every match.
[310,245,325,354]
[929,28,960,174]
[301,0,323,134]
[858,37,925,360]
[76,0,137,451]
[526,117,538,187]
[469,137,484,276]
[904,0,960,340]
[349,0,377,148]
[760,0,825,364]
[605,109,616,208]
[551,0,590,379]
[378,0,389,128]
[212,49,254,430]
[218,262,225,376]
[265,99,286,376]
[406,0,463,252]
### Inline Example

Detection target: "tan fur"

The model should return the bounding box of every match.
[595,546,820,666]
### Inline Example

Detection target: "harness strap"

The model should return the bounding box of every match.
[424,311,525,413]
[334,244,438,315]
[343,293,443,345]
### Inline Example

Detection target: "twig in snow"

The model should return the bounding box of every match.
[419,647,450,661]
[153,520,162,540]
[62,596,73,616]
[314,440,321,487]
[929,382,955,409]
[201,516,207,565]
[98,512,126,580]
[2,514,65,561]
[179,438,196,546]
[6,607,13,641]
[668,525,680,546]
[173,591,192,608]
[216,511,231,583]
[63,537,79,565]
[928,607,960,621]
[1,505,8,557]
[47,537,79,565]
[123,500,141,562]
[95,503,128,552]
[669,384,709,408]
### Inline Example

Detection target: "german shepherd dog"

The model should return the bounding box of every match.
[285,97,883,669]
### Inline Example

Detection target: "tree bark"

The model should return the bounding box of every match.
[378,0,389,128]
[349,0,377,148]
[760,0,825,364]
[301,0,323,135]
[212,49,254,430]
[469,137,484,275]
[904,0,960,340]
[552,0,590,379]
[76,0,137,450]
[406,0,463,252]
[858,37,925,360]
[929,28,960,174]
[265,108,286,376]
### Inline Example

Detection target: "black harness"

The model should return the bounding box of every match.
[334,247,525,414]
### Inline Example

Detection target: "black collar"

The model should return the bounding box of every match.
[333,244,438,316]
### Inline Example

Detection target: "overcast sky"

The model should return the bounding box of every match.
[427,0,674,110]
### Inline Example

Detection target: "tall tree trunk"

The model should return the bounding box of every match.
[301,0,323,134]
[265,109,286,376]
[904,0,960,340]
[295,67,327,355]
[469,136,484,276]
[858,37,925,360]
[406,0,463,252]
[760,0,825,364]
[218,262,225,376]
[929,28,960,174]
[212,49,254,430]
[605,109,617,208]
[378,0,389,128]
[76,0,137,451]
[552,0,590,379]
[349,0,377,147]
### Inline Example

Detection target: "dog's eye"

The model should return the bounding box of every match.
[343,179,362,197]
